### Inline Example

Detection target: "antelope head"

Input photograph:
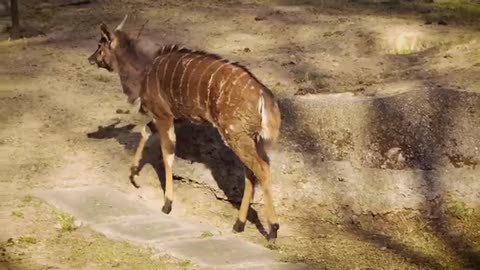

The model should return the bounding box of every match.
[88,15,130,72]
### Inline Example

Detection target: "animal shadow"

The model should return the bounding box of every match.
[86,119,268,237]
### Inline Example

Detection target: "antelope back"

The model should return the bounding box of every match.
[141,45,280,143]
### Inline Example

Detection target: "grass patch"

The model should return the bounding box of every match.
[279,253,305,264]
[396,47,416,55]
[179,259,193,268]
[22,195,33,203]
[444,200,474,220]
[266,241,281,251]
[93,74,112,83]
[427,0,480,23]
[434,0,480,16]
[11,211,24,218]
[198,231,214,239]
[17,235,37,245]
[57,212,77,232]
[49,229,179,270]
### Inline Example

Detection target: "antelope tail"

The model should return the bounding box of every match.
[259,89,281,145]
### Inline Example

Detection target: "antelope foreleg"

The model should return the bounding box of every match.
[129,123,151,188]
[233,170,255,233]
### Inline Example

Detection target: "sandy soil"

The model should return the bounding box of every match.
[1,0,480,269]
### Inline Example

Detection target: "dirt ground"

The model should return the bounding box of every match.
[1,0,480,269]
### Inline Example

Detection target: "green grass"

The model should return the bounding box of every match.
[22,195,33,203]
[57,212,77,232]
[17,235,37,245]
[179,259,193,268]
[428,0,480,23]
[434,0,480,15]
[49,229,177,270]
[93,74,112,83]
[198,231,214,239]
[444,200,475,220]
[396,47,416,55]
[11,211,24,218]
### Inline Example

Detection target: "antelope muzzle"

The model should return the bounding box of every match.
[87,50,113,72]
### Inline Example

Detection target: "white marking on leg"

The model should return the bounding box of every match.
[140,125,149,138]
[167,125,176,142]
[132,97,142,113]
[165,153,175,167]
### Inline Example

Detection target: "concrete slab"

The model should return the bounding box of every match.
[155,236,280,268]
[217,262,311,270]
[35,185,158,223]
[93,215,221,244]
[35,185,309,269]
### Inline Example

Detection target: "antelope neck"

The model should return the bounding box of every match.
[116,47,150,104]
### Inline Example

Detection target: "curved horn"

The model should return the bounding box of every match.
[115,14,128,31]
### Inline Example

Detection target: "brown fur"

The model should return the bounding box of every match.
[88,20,281,241]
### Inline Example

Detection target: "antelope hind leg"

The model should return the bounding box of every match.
[154,117,176,214]
[233,169,255,233]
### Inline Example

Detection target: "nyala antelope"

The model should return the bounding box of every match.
[88,15,282,241]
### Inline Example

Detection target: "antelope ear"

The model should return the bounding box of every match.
[100,23,111,42]
[110,34,120,49]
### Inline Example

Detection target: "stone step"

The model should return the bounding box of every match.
[35,185,159,224]
[34,185,310,270]
[92,215,221,244]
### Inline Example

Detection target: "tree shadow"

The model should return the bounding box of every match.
[270,0,480,27]
[345,87,480,268]
[86,119,268,237]
[278,97,327,158]
[278,78,480,268]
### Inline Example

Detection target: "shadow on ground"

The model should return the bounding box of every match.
[271,0,480,27]
[86,119,269,237]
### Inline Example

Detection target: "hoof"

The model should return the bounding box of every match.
[129,166,140,188]
[162,199,172,214]
[267,223,279,242]
[232,219,245,233]
[267,237,276,245]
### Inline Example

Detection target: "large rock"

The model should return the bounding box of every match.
[280,87,480,170]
